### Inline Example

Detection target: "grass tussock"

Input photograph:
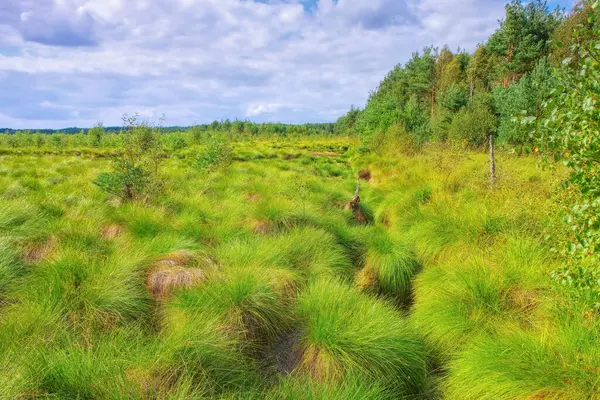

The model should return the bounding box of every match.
[296,278,426,396]
[0,139,583,399]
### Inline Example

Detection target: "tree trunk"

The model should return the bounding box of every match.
[504,42,514,89]
[346,178,366,223]
[469,80,474,100]
[489,133,496,186]
[431,85,435,119]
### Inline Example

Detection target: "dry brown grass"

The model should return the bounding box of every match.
[146,250,215,298]
[249,218,272,235]
[147,267,206,298]
[246,192,262,202]
[298,346,343,382]
[100,223,124,239]
[311,151,341,157]
[358,168,372,181]
[355,266,378,294]
[23,236,57,264]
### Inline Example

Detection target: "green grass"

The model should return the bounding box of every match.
[296,278,426,396]
[0,138,589,399]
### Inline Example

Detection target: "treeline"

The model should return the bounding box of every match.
[335,0,595,152]
[0,120,336,149]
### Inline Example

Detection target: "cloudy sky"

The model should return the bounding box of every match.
[0,0,572,129]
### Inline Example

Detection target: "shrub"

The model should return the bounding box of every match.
[88,122,104,147]
[448,93,497,148]
[194,134,232,171]
[167,133,187,153]
[94,114,164,202]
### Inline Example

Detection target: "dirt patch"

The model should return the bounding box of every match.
[273,331,303,374]
[358,168,372,181]
[257,330,303,376]
[282,153,302,160]
[23,237,57,264]
[311,151,341,157]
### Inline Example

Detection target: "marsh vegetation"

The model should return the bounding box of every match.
[1,1,599,398]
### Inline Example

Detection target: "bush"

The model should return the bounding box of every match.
[531,10,600,307]
[94,114,164,202]
[88,122,104,147]
[448,93,497,148]
[194,134,232,171]
[441,84,469,113]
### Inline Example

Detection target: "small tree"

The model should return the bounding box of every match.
[94,114,164,202]
[88,122,104,147]
[194,134,232,171]
[532,3,600,305]
[189,125,206,144]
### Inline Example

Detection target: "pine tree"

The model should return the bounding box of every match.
[467,45,493,97]
[488,0,562,87]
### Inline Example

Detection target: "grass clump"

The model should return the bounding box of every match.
[357,230,421,303]
[296,278,426,396]
[0,138,583,398]
[445,323,600,400]
[267,375,392,400]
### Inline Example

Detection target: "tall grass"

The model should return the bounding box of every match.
[0,139,580,399]
[296,278,426,396]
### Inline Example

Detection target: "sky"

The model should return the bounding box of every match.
[0,0,574,129]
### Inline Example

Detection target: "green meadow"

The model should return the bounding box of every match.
[1,136,597,399]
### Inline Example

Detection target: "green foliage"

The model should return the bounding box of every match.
[296,278,426,395]
[532,5,600,305]
[0,139,585,398]
[344,0,568,154]
[445,324,600,399]
[364,231,421,302]
[333,106,361,136]
[194,134,232,171]
[493,58,553,145]
[94,114,164,202]
[467,44,493,94]
[550,2,595,66]
[488,0,562,80]
[167,132,188,152]
[88,122,104,147]
[441,84,469,112]
[449,92,497,148]
[438,54,468,94]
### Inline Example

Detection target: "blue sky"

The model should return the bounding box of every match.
[0,0,574,129]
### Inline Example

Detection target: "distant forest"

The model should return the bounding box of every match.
[1,122,335,136]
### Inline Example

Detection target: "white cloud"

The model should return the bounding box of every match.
[0,0,517,128]
[246,102,285,117]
